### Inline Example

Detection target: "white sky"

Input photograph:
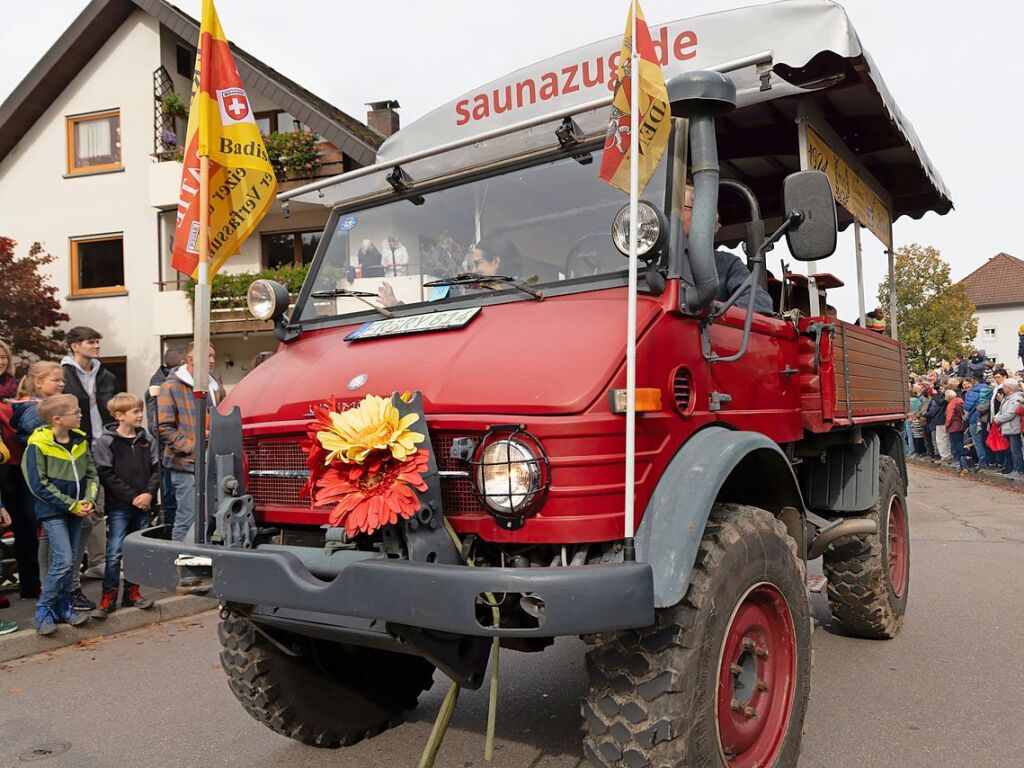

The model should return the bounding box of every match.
[1,0,1021,319]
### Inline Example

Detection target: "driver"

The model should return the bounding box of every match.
[683,185,773,315]
[378,236,522,307]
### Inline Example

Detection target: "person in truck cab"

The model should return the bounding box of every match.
[682,185,774,315]
[377,236,523,307]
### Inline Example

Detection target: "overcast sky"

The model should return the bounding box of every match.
[1,0,1020,319]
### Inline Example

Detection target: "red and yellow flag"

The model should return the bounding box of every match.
[172,0,276,277]
[598,1,670,194]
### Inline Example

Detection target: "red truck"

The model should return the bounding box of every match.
[126,2,951,765]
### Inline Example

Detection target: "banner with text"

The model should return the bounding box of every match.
[171,0,276,277]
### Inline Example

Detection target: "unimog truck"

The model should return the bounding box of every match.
[125,1,951,765]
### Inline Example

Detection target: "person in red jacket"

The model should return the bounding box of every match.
[945,388,969,472]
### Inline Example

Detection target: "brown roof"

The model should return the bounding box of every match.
[0,0,383,168]
[958,252,1024,308]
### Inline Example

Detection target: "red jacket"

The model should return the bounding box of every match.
[945,397,966,433]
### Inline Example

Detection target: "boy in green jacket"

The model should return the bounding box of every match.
[21,394,99,635]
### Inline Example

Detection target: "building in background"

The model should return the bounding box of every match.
[0,0,400,394]
[958,252,1024,369]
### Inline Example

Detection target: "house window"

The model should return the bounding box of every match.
[100,356,127,392]
[66,110,121,174]
[261,230,322,269]
[70,234,125,296]
[255,109,310,135]
[176,45,196,79]
[982,327,996,342]
[158,209,182,290]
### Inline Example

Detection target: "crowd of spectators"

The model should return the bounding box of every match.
[905,335,1024,479]
[0,328,217,636]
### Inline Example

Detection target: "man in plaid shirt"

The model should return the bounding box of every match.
[157,341,220,541]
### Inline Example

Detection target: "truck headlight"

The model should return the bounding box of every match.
[472,430,549,529]
[247,279,290,321]
[611,199,668,259]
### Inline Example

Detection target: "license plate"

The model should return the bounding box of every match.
[346,307,481,341]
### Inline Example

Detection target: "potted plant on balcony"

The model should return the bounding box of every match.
[161,91,188,118]
[264,129,321,181]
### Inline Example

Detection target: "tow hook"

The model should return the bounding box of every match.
[174,554,213,595]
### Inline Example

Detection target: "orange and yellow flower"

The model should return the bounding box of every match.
[316,394,424,465]
[312,450,430,536]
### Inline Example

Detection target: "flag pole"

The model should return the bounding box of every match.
[623,0,639,562]
[193,154,211,545]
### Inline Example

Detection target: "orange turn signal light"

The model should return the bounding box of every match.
[608,388,662,414]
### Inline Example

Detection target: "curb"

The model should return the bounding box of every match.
[0,594,217,664]
[907,456,1024,491]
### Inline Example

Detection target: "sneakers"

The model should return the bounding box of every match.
[64,610,90,627]
[70,588,97,612]
[121,585,154,610]
[0,593,9,609]
[36,619,57,636]
[92,589,118,620]
[0,620,18,636]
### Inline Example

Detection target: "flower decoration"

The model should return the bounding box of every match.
[301,393,430,537]
[316,393,424,464]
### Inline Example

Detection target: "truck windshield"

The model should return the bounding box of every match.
[295,148,667,323]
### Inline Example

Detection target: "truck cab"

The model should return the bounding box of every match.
[126,2,951,765]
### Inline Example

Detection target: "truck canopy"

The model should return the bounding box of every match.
[281,0,951,232]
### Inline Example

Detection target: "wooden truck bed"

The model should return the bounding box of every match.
[799,318,910,432]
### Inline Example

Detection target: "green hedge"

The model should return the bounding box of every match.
[184,263,310,307]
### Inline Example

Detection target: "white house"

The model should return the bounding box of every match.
[0,0,397,395]
[958,252,1024,370]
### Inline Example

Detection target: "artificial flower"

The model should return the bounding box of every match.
[316,393,424,465]
[312,449,430,536]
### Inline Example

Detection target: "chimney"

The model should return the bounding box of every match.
[367,100,401,137]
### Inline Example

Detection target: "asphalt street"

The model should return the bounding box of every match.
[2,465,1022,767]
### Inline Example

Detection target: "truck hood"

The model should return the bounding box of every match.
[226,290,662,423]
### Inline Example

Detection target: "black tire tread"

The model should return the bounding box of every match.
[822,455,907,639]
[218,615,434,748]
[582,504,808,768]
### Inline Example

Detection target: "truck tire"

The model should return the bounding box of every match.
[218,614,435,748]
[582,504,810,768]
[822,454,909,639]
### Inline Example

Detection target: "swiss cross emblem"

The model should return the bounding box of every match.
[217,88,251,123]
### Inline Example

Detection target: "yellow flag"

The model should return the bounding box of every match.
[599,1,670,194]
[172,0,276,277]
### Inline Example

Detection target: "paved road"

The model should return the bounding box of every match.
[3,466,1023,767]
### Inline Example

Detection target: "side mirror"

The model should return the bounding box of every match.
[783,171,838,261]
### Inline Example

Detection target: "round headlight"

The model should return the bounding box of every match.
[611,200,667,258]
[476,438,542,515]
[246,279,288,321]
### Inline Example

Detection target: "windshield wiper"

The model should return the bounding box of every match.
[422,274,544,301]
[309,288,395,318]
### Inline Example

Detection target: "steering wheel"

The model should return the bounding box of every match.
[564,231,614,279]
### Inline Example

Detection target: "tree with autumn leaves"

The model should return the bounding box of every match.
[0,237,69,369]
[878,243,977,372]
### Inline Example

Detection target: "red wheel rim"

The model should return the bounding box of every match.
[887,495,908,597]
[716,583,797,768]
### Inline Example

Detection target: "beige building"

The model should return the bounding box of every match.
[958,252,1024,370]
[0,0,397,395]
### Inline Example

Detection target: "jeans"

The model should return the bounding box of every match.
[903,421,914,455]
[39,511,94,592]
[1009,433,1024,475]
[36,515,83,627]
[170,470,196,542]
[160,469,178,529]
[103,508,151,593]
[0,468,40,594]
[948,430,968,469]
[969,421,989,466]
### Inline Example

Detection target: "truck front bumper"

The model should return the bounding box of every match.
[123,527,655,638]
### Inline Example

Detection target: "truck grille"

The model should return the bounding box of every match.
[243,433,485,516]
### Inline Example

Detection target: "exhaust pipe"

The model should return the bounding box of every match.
[666,71,737,313]
[806,518,878,560]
